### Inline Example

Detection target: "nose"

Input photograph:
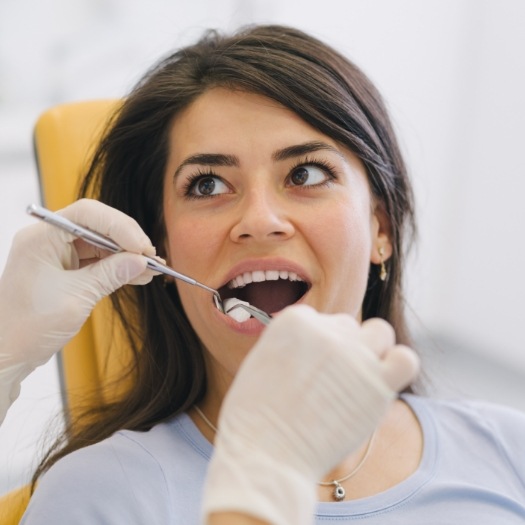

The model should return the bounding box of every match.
[230,188,295,243]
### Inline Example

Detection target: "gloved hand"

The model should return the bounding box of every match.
[0,199,157,423]
[202,305,419,525]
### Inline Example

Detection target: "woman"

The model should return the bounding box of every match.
[8,25,525,523]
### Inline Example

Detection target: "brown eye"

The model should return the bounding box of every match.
[289,165,329,187]
[291,167,309,185]
[187,175,230,198]
[196,177,216,195]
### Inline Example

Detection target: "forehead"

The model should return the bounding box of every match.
[168,88,343,158]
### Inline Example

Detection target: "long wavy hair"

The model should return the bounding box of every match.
[33,24,416,484]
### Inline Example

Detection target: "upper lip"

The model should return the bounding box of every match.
[218,258,311,290]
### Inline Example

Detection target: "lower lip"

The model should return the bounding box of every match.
[220,313,267,334]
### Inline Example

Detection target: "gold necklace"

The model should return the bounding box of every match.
[194,405,376,502]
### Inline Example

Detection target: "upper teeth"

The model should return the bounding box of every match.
[228,270,304,289]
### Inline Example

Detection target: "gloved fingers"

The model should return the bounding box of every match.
[128,272,157,286]
[59,199,156,256]
[327,312,361,334]
[74,238,114,264]
[358,318,396,359]
[128,253,165,285]
[12,200,155,272]
[9,220,66,257]
[275,306,360,346]
[75,241,166,282]
[380,344,420,392]
[75,251,152,303]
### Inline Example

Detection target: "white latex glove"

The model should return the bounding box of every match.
[0,199,157,423]
[203,305,419,525]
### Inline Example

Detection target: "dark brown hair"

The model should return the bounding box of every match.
[33,24,416,483]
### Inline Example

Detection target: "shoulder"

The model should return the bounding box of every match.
[450,398,525,453]
[413,394,525,432]
[21,424,177,524]
[407,394,525,473]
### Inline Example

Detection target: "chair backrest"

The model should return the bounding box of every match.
[0,100,132,524]
[34,99,135,421]
[0,485,31,524]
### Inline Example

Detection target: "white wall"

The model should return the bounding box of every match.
[1,0,524,494]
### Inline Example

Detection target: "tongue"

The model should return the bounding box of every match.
[242,280,301,314]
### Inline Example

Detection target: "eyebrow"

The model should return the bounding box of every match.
[272,141,346,162]
[173,153,239,180]
[173,141,345,180]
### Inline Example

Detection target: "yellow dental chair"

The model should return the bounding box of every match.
[0,99,131,523]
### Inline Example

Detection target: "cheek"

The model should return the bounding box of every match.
[166,218,210,267]
[311,202,373,261]
[311,202,373,308]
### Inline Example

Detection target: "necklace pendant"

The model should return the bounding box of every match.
[333,481,345,502]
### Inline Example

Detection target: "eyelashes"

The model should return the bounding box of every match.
[181,156,339,200]
[181,169,228,200]
[287,156,338,186]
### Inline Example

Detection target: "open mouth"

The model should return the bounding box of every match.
[218,270,310,315]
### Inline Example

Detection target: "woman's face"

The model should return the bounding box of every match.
[163,88,391,398]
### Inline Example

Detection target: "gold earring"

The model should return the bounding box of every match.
[378,247,387,282]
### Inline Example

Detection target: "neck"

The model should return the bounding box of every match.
[189,399,423,503]
[192,402,378,503]
[319,399,423,501]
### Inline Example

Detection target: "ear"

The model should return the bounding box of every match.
[370,204,393,264]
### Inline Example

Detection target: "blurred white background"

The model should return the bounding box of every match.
[1,0,524,496]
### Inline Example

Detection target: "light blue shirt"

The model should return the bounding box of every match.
[20,394,525,523]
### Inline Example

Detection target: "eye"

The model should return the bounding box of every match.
[288,163,334,188]
[185,174,230,198]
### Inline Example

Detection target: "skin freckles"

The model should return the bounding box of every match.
[162,88,392,405]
